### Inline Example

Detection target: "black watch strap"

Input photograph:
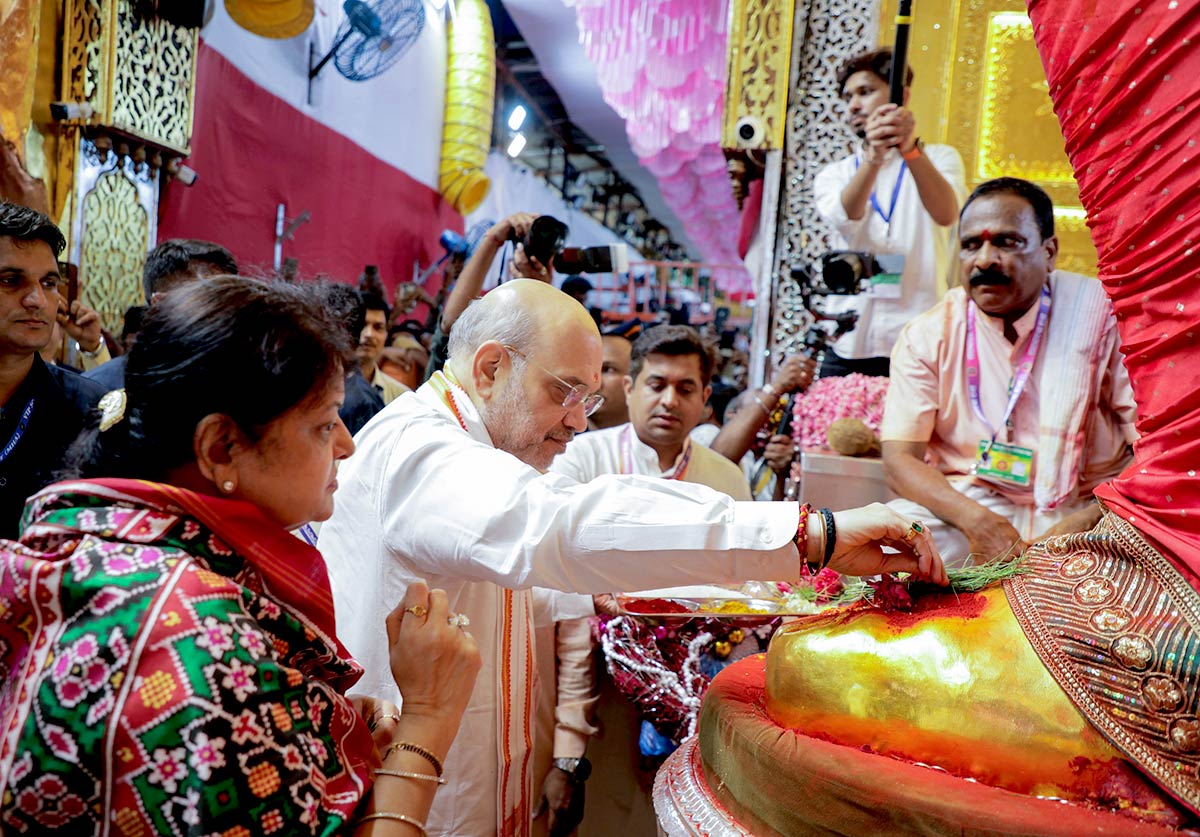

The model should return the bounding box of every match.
[553,756,592,782]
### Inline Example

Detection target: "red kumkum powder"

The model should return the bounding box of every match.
[882,590,988,631]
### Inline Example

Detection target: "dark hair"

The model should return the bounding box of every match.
[836,47,913,92]
[560,276,593,298]
[64,277,354,480]
[0,201,66,256]
[143,239,238,300]
[961,177,1055,240]
[321,283,367,345]
[629,324,714,382]
[122,305,146,340]
[707,379,738,425]
[360,290,391,321]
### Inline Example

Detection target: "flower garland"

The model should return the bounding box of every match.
[792,373,890,449]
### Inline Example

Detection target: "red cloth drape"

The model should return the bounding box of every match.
[1026,0,1200,586]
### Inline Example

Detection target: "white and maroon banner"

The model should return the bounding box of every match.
[159,1,461,294]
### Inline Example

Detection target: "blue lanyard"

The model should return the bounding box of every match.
[298,524,319,546]
[854,156,907,224]
[0,398,35,463]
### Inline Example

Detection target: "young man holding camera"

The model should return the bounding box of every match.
[813,47,967,377]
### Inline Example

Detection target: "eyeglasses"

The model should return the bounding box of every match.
[503,345,605,417]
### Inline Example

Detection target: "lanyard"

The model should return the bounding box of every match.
[0,398,34,463]
[297,524,319,546]
[854,155,907,224]
[966,283,1051,456]
[618,424,691,480]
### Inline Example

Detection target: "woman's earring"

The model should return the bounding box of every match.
[221,480,235,493]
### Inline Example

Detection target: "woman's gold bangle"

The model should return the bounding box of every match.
[356,812,427,834]
[374,768,446,785]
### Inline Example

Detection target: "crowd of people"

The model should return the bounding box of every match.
[0,40,1147,837]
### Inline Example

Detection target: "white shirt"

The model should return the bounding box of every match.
[319,379,799,836]
[813,144,967,359]
[552,423,752,501]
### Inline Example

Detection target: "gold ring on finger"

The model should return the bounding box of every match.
[405,605,428,618]
[903,521,925,542]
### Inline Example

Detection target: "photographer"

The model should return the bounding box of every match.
[813,47,967,377]
[424,212,554,381]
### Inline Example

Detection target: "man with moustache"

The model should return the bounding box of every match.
[813,47,966,377]
[0,202,104,538]
[880,178,1137,567]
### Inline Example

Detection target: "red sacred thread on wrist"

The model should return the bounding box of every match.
[794,503,813,572]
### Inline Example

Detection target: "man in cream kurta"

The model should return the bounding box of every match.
[546,326,752,834]
[320,284,803,836]
[881,179,1136,568]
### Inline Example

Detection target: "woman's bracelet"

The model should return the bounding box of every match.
[374,768,446,785]
[383,740,444,777]
[356,812,427,834]
[751,394,772,418]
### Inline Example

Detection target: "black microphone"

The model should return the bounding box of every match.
[889,0,914,106]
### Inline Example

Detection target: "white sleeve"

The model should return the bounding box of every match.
[377,423,800,594]
[531,588,596,627]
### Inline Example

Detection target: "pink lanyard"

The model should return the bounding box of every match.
[965,283,1051,458]
[619,424,692,480]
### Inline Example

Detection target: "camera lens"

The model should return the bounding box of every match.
[738,122,756,140]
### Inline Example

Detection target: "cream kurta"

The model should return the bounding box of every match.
[319,379,800,836]
[553,423,753,501]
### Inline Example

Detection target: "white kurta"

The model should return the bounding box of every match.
[319,379,800,836]
[813,144,967,360]
[552,423,753,501]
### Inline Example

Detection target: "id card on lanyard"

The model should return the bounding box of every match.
[966,284,1051,488]
[852,156,907,298]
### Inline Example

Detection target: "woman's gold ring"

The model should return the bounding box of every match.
[404,605,428,618]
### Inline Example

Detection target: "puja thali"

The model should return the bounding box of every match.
[615,584,830,620]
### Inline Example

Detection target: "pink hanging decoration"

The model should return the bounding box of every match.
[567,0,752,295]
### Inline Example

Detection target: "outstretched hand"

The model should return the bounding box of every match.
[825,503,949,585]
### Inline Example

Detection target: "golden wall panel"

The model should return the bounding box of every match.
[62,0,197,154]
[722,0,795,150]
[79,169,148,330]
[977,13,1073,184]
[879,0,1097,275]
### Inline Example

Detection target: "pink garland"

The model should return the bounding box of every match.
[791,373,890,449]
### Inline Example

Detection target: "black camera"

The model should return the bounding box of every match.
[789,265,860,356]
[820,251,881,295]
[816,251,905,296]
[507,215,630,275]
[510,215,568,266]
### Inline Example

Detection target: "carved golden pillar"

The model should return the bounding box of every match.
[53,0,198,331]
[723,0,795,151]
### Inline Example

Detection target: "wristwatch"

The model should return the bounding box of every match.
[553,757,592,783]
[900,137,924,162]
[77,341,105,359]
